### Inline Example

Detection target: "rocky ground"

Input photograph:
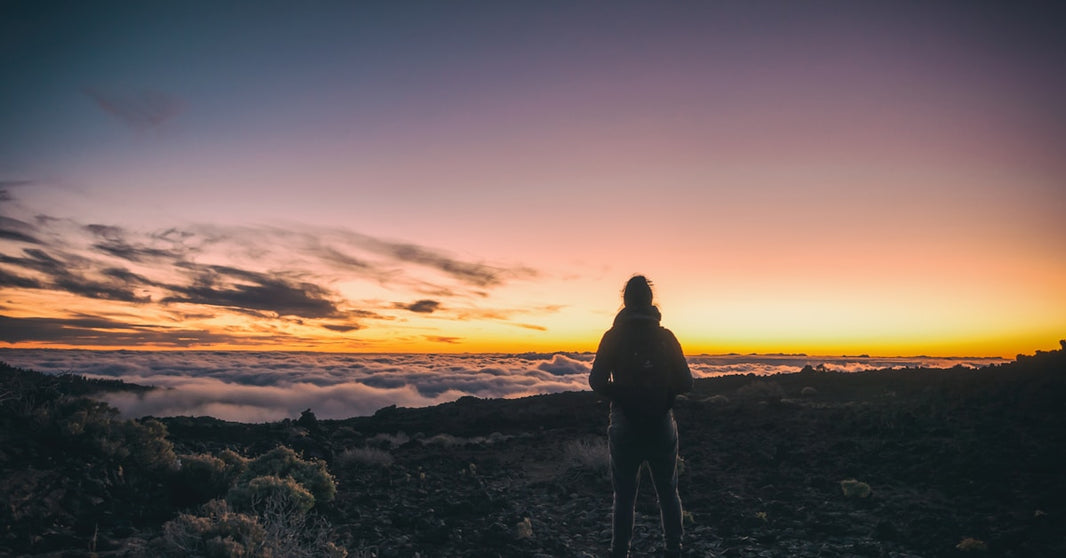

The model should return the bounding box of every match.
[2,344,1065,557]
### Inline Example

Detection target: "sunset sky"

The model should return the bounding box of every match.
[2,1,1064,357]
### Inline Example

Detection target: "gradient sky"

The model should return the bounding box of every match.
[2,1,1065,356]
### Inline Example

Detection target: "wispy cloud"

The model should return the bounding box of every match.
[267,226,538,289]
[83,88,184,131]
[87,224,189,262]
[0,216,41,244]
[321,323,360,333]
[0,247,151,302]
[0,193,549,346]
[396,299,440,314]
[162,264,342,319]
[0,267,42,289]
[0,180,33,204]
[0,315,253,347]
[424,335,462,344]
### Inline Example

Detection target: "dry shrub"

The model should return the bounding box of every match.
[217,449,249,476]
[564,438,609,472]
[839,478,873,498]
[956,537,988,552]
[228,475,315,515]
[367,431,409,448]
[158,498,346,558]
[420,433,465,447]
[158,499,268,557]
[418,432,512,447]
[161,445,346,557]
[735,380,786,401]
[238,446,335,504]
[336,447,394,469]
[174,453,231,505]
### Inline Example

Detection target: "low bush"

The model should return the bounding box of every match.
[217,448,250,478]
[228,475,315,515]
[564,438,609,472]
[956,537,988,552]
[158,499,268,557]
[173,454,232,507]
[840,478,873,498]
[736,380,786,402]
[238,446,336,505]
[159,491,346,557]
[336,447,394,469]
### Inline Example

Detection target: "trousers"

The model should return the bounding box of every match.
[607,407,683,555]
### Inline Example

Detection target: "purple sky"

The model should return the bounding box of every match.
[2,1,1065,355]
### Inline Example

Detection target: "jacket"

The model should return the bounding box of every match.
[589,305,694,419]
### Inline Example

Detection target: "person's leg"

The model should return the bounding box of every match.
[647,413,683,554]
[608,413,642,557]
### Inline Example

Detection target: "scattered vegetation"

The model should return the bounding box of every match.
[236,445,336,505]
[735,379,786,401]
[0,361,346,556]
[0,362,179,554]
[157,498,345,558]
[840,479,873,499]
[335,447,394,469]
[956,537,988,552]
[564,438,609,472]
[172,453,237,507]
[3,341,1066,556]
[366,431,409,449]
[162,444,343,556]
[513,517,533,539]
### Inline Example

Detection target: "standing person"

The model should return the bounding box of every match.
[589,275,694,558]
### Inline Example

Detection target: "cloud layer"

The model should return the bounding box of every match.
[0,349,1005,422]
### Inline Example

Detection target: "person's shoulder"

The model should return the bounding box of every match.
[657,325,678,338]
[657,326,683,347]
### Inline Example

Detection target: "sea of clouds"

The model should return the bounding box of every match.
[0,349,1005,422]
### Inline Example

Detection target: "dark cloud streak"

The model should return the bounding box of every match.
[0,180,33,204]
[87,223,188,262]
[0,315,240,346]
[0,215,41,244]
[0,229,40,243]
[321,324,360,332]
[1,248,150,302]
[397,299,440,314]
[0,268,42,289]
[83,88,183,131]
[162,264,341,319]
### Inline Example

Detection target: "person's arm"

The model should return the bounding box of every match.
[589,329,616,398]
[664,329,694,395]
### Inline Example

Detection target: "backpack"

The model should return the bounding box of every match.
[612,324,675,420]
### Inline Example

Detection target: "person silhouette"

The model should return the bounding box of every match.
[589,275,693,558]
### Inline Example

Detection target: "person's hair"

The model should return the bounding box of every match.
[622,275,654,308]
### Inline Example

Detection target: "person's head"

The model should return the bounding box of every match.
[622,275,654,309]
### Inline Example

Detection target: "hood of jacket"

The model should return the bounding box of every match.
[612,305,662,328]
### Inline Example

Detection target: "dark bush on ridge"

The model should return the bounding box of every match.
[0,362,179,554]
